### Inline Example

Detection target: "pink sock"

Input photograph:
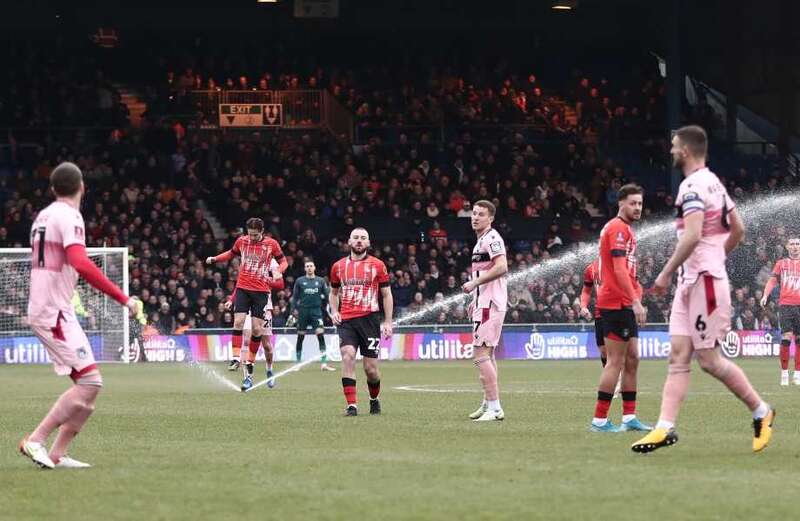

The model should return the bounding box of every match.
[477,359,498,401]
[49,385,100,462]
[30,386,84,443]
[716,359,762,411]
[658,364,691,424]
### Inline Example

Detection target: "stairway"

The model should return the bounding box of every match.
[112,82,147,128]
[197,200,228,239]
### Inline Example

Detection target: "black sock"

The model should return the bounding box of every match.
[295,335,304,361]
[600,356,607,367]
[246,362,254,376]
[317,333,326,351]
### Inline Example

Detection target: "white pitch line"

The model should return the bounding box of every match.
[392,385,790,396]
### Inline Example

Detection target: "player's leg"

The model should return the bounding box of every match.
[230,311,247,371]
[697,276,773,450]
[363,356,381,415]
[338,321,360,415]
[316,314,334,371]
[631,335,691,453]
[357,314,382,414]
[260,310,275,388]
[618,336,652,431]
[472,306,505,421]
[591,310,628,432]
[595,318,607,368]
[790,308,800,385]
[295,309,307,362]
[48,369,102,468]
[240,322,252,379]
[295,333,305,362]
[241,316,264,391]
[22,323,99,469]
[779,306,791,385]
[695,348,774,451]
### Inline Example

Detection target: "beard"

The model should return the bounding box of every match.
[672,154,684,169]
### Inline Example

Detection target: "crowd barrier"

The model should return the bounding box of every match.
[0,325,790,365]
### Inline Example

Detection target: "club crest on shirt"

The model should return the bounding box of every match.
[490,241,501,253]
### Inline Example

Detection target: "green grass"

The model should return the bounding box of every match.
[0,359,795,521]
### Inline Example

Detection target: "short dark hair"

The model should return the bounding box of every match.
[246,217,264,231]
[618,183,644,201]
[304,257,315,264]
[50,162,83,197]
[473,199,496,216]
[675,125,708,159]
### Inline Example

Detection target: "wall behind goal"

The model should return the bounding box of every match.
[0,327,787,366]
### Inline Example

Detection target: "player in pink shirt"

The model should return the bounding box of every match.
[632,125,774,454]
[19,162,140,469]
[463,200,509,422]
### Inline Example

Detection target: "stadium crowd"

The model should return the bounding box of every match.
[1,124,793,335]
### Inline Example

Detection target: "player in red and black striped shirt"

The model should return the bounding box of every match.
[329,227,393,416]
[761,236,800,385]
[206,218,287,375]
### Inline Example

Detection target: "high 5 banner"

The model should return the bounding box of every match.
[0,328,791,365]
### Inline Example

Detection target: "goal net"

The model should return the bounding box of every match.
[0,247,129,364]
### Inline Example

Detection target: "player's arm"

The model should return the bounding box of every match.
[463,255,508,292]
[290,279,300,311]
[224,288,236,311]
[762,261,780,307]
[320,280,331,316]
[65,245,135,311]
[206,238,239,264]
[658,210,703,282]
[723,207,745,255]
[611,256,639,304]
[579,280,593,320]
[328,285,341,325]
[328,265,343,324]
[380,285,393,337]
[272,240,288,273]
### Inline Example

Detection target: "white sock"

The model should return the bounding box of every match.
[592,417,608,426]
[655,419,674,430]
[752,401,770,420]
[487,399,501,411]
[622,414,636,423]
[479,399,488,409]
[782,369,789,377]
[267,364,273,371]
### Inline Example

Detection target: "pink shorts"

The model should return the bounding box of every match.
[31,313,98,381]
[472,305,506,348]
[669,275,732,349]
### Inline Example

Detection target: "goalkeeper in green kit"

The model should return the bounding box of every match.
[291,258,336,371]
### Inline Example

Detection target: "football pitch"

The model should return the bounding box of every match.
[1,359,794,521]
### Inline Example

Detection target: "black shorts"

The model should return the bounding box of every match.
[779,305,800,335]
[337,313,381,359]
[233,288,270,320]
[599,308,638,342]
[594,317,605,348]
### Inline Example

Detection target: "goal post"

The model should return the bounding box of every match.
[0,247,130,364]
